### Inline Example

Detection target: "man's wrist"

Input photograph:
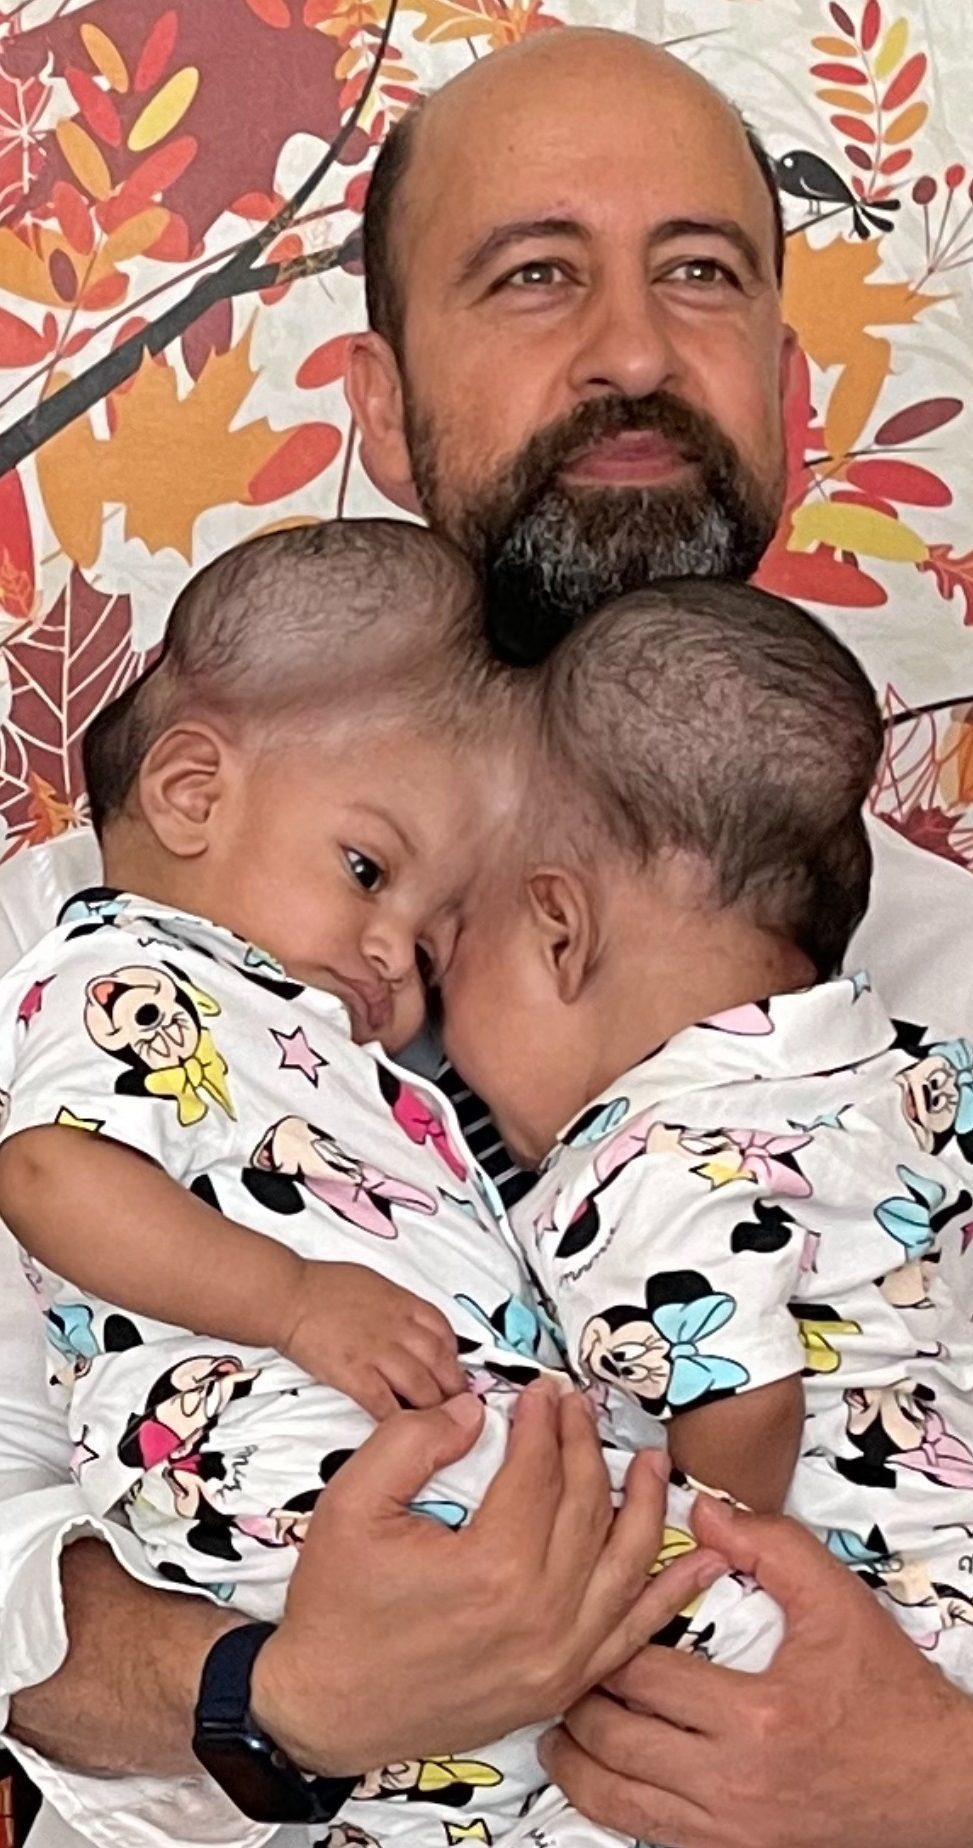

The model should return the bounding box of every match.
[248,1623,357,1779]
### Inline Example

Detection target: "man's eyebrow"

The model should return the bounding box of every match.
[648,217,765,280]
[456,217,588,286]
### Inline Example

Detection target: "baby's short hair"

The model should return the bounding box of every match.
[84,519,489,837]
[536,579,884,978]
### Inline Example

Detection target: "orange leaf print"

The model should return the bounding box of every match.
[35,336,341,563]
[783,232,938,463]
[79,22,130,92]
[55,117,113,200]
[884,100,928,145]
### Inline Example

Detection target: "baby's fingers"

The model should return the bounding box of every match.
[406,1312,467,1399]
[380,1346,453,1410]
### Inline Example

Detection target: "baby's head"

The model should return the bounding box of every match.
[84,519,520,1052]
[442,578,884,1164]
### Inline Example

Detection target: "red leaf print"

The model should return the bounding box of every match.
[296,334,352,389]
[880,148,913,176]
[65,66,123,146]
[245,0,293,23]
[882,52,927,112]
[918,546,973,625]
[755,543,887,608]
[832,487,899,520]
[0,308,52,369]
[51,178,94,255]
[134,10,180,93]
[874,399,963,445]
[0,471,36,621]
[833,114,877,144]
[811,61,868,82]
[247,423,342,504]
[845,460,952,507]
[0,572,143,851]
[830,2,856,33]
[181,296,234,382]
[0,44,50,220]
[861,0,881,52]
[883,806,969,870]
[847,146,873,171]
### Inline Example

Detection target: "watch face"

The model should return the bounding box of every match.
[193,1622,357,1824]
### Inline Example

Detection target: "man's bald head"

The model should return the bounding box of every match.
[365,30,783,359]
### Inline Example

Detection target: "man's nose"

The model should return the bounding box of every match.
[568,276,679,401]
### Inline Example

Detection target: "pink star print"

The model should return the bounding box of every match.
[272,1026,327,1086]
[17,976,54,1030]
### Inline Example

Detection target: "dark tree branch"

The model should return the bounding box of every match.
[0,0,399,478]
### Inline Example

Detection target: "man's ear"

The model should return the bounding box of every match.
[345,331,421,515]
[526,867,597,1004]
[779,323,798,400]
[137,723,228,859]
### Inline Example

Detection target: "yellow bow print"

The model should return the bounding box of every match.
[143,1029,235,1126]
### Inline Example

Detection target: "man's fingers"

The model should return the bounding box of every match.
[323,1395,484,1523]
[604,1640,755,1731]
[553,1680,713,1794]
[690,1496,853,1636]
[472,1380,563,1556]
[582,1545,725,1690]
[539,1718,714,1848]
[544,1392,613,1588]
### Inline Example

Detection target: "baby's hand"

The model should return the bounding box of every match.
[282,1261,468,1420]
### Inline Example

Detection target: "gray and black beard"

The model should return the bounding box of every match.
[407,389,783,664]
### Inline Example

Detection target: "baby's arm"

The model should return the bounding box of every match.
[0,1125,464,1418]
[523,1130,812,1516]
[668,1374,805,1513]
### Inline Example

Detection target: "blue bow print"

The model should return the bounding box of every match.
[826,1528,890,1570]
[455,1292,542,1358]
[930,1038,973,1136]
[653,1293,749,1407]
[875,1165,944,1259]
[410,1499,468,1529]
[568,1098,629,1147]
[47,1302,98,1369]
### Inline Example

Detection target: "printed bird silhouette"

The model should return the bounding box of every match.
[775,150,900,239]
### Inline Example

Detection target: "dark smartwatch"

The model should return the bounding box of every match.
[192,1621,360,1825]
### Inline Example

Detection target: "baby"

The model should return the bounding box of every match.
[0,520,719,1848]
[442,577,973,1695]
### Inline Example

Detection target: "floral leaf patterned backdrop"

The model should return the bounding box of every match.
[0,0,969,862]
[0,0,967,1836]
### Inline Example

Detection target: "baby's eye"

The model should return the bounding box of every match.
[345,849,384,893]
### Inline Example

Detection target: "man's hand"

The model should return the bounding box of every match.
[283,1260,467,1416]
[540,1495,973,1848]
[252,1383,721,1775]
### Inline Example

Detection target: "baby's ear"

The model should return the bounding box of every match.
[525,866,596,1004]
[138,722,229,858]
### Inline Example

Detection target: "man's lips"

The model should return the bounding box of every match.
[560,432,695,487]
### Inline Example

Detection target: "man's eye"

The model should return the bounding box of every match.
[503,259,566,289]
[665,258,739,289]
[345,849,384,892]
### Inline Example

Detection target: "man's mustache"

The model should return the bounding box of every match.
[499,390,741,504]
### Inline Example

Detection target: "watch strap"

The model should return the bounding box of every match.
[193,1620,359,1825]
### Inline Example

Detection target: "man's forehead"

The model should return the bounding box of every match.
[404,37,772,270]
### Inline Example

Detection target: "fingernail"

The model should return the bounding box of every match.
[640,1447,670,1482]
[443,1393,482,1427]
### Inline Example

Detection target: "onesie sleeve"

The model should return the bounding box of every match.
[0,929,238,1183]
[519,1113,809,1419]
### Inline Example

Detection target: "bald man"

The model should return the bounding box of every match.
[4,28,973,1848]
